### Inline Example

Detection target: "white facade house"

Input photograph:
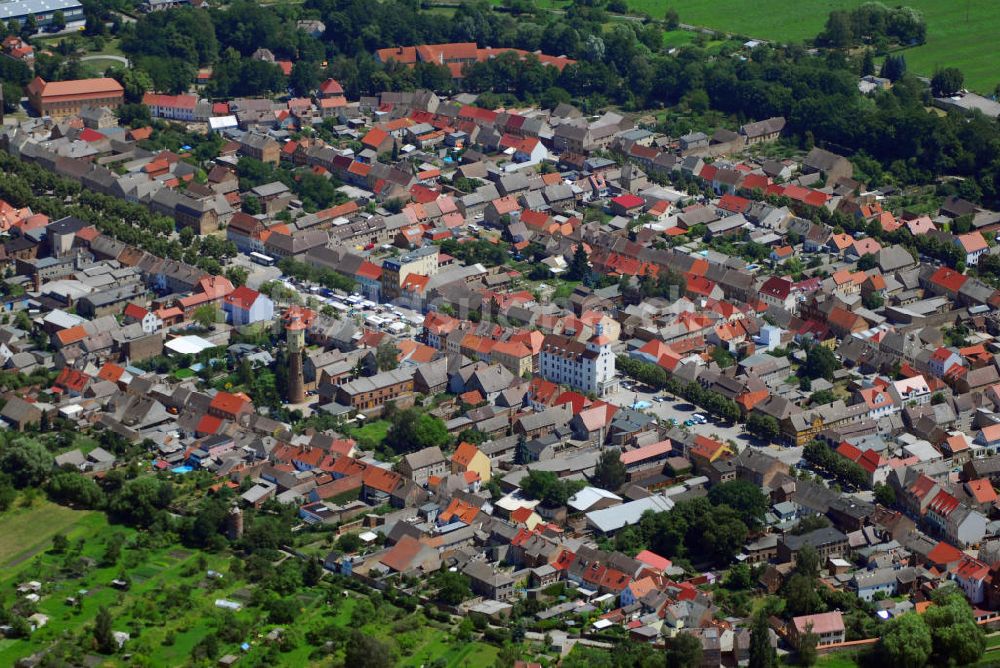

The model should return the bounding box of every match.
[140,311,163,334]
[223,286,275,326]
[889,375,931,406]
[142,93,198,122]
[539,327,616,396]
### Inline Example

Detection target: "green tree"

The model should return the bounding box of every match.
[803,345,841,381]
[0,475,17,511]
[797,623,819,666]
[51,532,69,553]
[51,10,66,30]
[877,612,932,667]
[711,346,736,368]
[746,413,780,442]
[931,67,964,97]
[520,469,584,507]
[116,102,151,127]
[242,194,262,215]
[94,606,115,654]
[874,483,896,507]
[433,570,472,605]
[108,477,173,527]
[375,341,400,371]
[665,632,702,668]
[880,54,907,81]
[699,506,749,563]
[383,409,450,455]
[820,10,852,48]
[784,573,823,617]
[861,49,875,76]
[924,590,985,666]
[708,480,769,529]
[862,291,884,310]
[344,631,395,668]
[289,60,321,96]
[796,544,821,579]
[22,13,37,37]
[46,471,104,508]
[749,612,777,668]
[192,305,217,329]
[592,448,626,491]
[809,389,836,406]
[664,7,680,30]
[0,439,53,488]
[568,243,589,281]
[303,558,324,586]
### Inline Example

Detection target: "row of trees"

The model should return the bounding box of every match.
[803,439,868,489]
[615,355,742,423]
[0,153,236,274]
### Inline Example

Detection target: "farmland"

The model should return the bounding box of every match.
[627,0,999,93]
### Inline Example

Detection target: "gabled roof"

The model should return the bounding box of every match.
[620,439,672,466]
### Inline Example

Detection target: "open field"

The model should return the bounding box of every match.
[0,500,98,566]
[626,0,1000,93]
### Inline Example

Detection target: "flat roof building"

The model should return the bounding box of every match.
[0,0,83,26]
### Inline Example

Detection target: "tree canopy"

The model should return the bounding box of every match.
[383,408,451,455]
[592,449,627,492]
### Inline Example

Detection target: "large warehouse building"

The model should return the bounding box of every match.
[0,0,83,28]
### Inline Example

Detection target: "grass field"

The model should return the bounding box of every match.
[346,419,391,444]
[0,500,98,566]
[627,0,1000,93]
[814,653,860,668]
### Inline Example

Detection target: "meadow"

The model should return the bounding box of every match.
[627,0,999,93]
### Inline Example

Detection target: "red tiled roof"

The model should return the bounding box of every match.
[56,324,87,345]
[209,391,250,417]
[97,363,125,383]
[930,267,967,293]
[611,193,644,210]
[362,127,389,149]
[620,439,672,466]
[926,540,963,565]
[223,285,261,311]
[54,367,89,393]
[196,414,223,435]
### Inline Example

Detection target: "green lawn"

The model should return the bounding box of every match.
[815,652,861,668]
[347,419,391,444]
[81,57,127,75]
[173,368,196,379]
[0,500,98,566]
[627,0,1000,93]
[662,29,695,48]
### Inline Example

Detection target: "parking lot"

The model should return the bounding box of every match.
[605,383,747,444]
[605,382,808,466]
